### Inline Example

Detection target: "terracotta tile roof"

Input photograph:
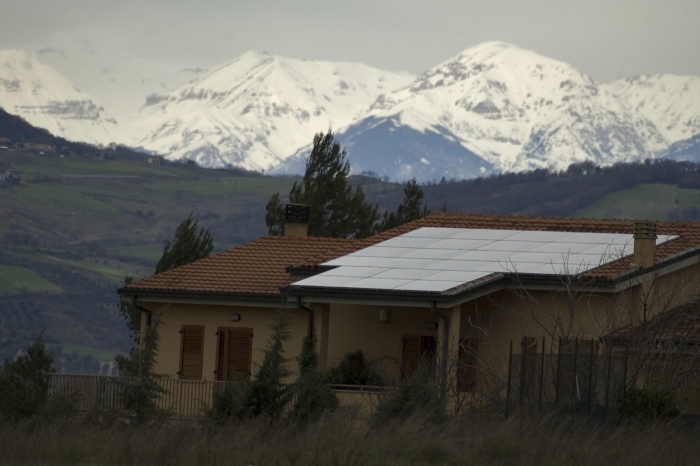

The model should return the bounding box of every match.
[121,212,700,297]
[609,301,700,345]
[122,236,363,297]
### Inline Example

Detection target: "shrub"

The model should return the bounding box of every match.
[290,323,338,422]
[624,388,679,421]
[329,350,383,386]
[290,370,338,422]
[372,365,445,427]
[207,380,247,424]
[115,310,169,425]
[0,333,77,422]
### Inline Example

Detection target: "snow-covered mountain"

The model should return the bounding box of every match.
[35,41,201,130]
[135,52,414,170]
[1,42,699,181]
[0,50,125,145]
[324,42,671,179]
[601,75,700,144]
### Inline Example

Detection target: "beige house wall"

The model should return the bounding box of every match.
[324,303,439,382]
[139,302,307,382]
[137,262,700,387]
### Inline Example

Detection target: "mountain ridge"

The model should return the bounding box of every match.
[2,43,700,181]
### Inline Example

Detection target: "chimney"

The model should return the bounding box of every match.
[284,204,310,238]
[633,221,657,269]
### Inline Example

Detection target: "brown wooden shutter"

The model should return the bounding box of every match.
[179,325,204,380]
[216,329,226,380]
[227,328,253,380]
[215,327,253,381]
[457,338,478,392]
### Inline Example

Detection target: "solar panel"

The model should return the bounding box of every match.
[293,228,680,293]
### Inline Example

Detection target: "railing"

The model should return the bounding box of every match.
[48,374,229,418]
[48,374,393,418]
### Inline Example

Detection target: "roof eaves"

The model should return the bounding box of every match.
[117,286,283,303]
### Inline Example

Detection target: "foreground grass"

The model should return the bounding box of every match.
[1,412,699,465]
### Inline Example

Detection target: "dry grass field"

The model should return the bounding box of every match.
[1,411,699,466]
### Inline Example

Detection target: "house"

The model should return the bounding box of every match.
[21,142,54,153]
[118,208,700,400]
[148,155,163,165]
[3,169,21,182]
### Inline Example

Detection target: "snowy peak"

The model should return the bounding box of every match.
[136,52,414,170]
[0,49,123,144]
[354,42,669,174]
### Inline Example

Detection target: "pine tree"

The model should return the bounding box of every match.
[265,192,285,236]
[156,213,213,274]
[266,130,379,239]
[376,178,430,232]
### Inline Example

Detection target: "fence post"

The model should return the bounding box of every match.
[538,336,545,412]
[506,340,513,419]
[587,338,594,412]
[572,338,579,409]
[620,341,629,421]
[519,337,526,413]
[555,337,562,405]
[604,339,612,417]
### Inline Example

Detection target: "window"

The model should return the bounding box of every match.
[179,325,204,380]
[457,338,479,392]
[216,327,253,381]
[401,335,437,379]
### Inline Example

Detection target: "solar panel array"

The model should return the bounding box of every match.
[292,227,676,293]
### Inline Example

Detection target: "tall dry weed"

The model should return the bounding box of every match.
[1,411,700,465]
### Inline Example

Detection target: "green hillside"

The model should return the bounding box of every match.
[575,183,700,220]
[0,265,61,294]
[0,149,403,368]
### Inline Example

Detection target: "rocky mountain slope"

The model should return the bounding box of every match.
[0,50,125,145]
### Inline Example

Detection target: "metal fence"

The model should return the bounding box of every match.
[47,374,230,418]
[505,338,628,417]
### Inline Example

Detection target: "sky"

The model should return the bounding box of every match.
[1,0,699,81]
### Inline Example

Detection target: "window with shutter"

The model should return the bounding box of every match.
[401,335,437,379]
[215,327,253,381]
[457,338,478,392]
[179,325,204,380]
